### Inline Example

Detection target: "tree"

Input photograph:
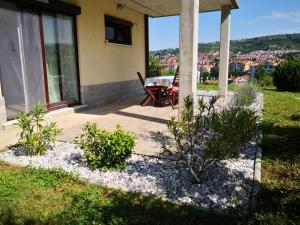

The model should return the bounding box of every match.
[210,66,219,79]
[149,55,161,71]
[273,57,300,92]
[201,71,210,82]
[159,96,259,182]
[255,65,270,86]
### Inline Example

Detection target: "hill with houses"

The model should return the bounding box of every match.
[151,33,300,55]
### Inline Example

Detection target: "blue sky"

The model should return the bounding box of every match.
[149,0,300,50]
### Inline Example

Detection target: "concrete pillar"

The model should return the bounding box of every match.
[218,5,231,98]
[0,79,6,126]
[178,0,199,115]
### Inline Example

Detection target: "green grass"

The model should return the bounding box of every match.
[0,84,299,225]
[0,162,242,225]
[254,87,300,225]
[198,83,240,92]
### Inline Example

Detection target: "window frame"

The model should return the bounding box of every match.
[104,15,133,46]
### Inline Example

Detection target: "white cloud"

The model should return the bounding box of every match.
[239,11,300,25]
[261,11,300,23]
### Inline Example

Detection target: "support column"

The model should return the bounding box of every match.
[218,5,231,98]
[178,0,199,115]
[0,79,6,126]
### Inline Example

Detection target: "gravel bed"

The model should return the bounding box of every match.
[0,141,257,210]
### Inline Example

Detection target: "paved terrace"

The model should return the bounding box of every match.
[0,92,231,156]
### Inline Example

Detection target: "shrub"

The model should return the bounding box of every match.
[291,113,300,121]
[74,123,135,171]
[273,57,300,92]
[16,104,62,156]
[161,68,173,75]
[201,71,210,82]
[233,83,259,107]
[255,65,272,87]
[160,96,259,182]
[263,74,273,87]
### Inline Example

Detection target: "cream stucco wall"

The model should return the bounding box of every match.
[65,0,146,86]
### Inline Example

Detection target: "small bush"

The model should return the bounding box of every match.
[291,113,300,121]
[160,96,259,182]
[16,104,62,156]
[234,83,259,107]
[255,65,271,87]
[74,123,135,171]
[273,57,300,92]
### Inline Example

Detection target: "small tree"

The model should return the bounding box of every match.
[273,57,300,92]
[16,104,62,156]
[201,71,210,82]
[210,66,219,79]
[255,65,270,86]
[149,55,161,71]
[160,96,259,182]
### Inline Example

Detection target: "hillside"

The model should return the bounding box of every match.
[151,33,300,55]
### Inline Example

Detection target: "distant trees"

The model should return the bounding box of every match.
[273,57,300,92]
[255,65,272,86]
[210,66,219,79]
[201,72,210,82]
[149,55,161,71]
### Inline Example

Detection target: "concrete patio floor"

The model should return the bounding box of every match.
[0,96,177,156]
[0,91,233,156]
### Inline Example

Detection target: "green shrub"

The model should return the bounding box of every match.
[291,113,300,121]
[255,65,272,87]
[159,96,259,182]
[16,104,62,156]
[273,57,300,92]
[161,68,173,75]
[234,83,259,107]
[74,123,135,171]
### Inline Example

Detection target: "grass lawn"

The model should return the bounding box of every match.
[0,84,299,225]
[0,162,239,225]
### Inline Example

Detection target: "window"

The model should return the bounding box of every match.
[105,15,133,45]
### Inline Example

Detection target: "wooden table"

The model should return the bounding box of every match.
[143,76,174,107]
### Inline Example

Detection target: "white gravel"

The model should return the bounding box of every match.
[0,141,258,210]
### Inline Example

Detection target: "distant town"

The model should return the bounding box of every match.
[157,49,300,76]
[151,33,300,83]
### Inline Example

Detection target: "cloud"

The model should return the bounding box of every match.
[261,11,300,23]
[239,11,300,25]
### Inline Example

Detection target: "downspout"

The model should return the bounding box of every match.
[144,15,149,77]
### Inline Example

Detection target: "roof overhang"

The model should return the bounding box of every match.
[110,0,240,18]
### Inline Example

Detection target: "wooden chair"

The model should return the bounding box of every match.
[167,67,179,106]
[137,72,159,106]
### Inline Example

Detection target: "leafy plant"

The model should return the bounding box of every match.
[74,123,135,171]
[291,113,300,121]
[160,96,259,182]
[233,82,259,107]
[255,65,271,87]
[16,104,62,156]
[149,54,161,71]
[273,57,300,92]
[201,71,210,82]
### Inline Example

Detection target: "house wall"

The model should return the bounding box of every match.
[65,0,146,106]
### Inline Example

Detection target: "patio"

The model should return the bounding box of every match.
[0,92,232,156]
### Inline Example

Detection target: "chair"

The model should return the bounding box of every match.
[167,67,179,106]
[137,72,160,106]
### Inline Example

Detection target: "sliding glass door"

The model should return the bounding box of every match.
[42,14,79,106]
[0,3,79,119]
[0,2,45,119]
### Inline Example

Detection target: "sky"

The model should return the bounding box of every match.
[149,0,300,50]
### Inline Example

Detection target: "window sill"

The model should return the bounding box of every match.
[104,41,133,47]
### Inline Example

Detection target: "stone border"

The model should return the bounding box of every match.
[251,146,262,209]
